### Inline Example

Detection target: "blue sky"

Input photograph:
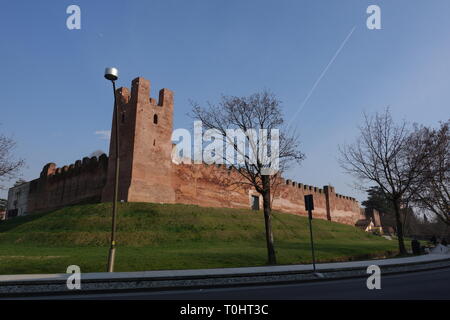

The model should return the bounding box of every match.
[0,0,449,201]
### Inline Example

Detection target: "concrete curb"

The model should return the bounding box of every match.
[1,254,450,298]
[1,252,448,283]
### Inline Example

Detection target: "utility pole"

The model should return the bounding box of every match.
[304,194,316,272]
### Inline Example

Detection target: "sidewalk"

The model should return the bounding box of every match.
[1,251,449,283]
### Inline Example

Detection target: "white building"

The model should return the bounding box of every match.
[6,181,30,218]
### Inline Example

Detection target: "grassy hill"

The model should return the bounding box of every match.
[0,202,399,274]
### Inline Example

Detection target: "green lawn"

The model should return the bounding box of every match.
[0,202,400,274]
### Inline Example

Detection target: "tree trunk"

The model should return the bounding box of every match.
[393,198,407,255]
[262,175,276,265]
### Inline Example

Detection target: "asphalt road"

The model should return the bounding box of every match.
[23,266,450,300]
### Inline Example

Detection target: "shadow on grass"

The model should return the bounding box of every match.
[0,200,107,232]
[0,211,55,232]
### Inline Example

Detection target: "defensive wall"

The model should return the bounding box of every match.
[172,163,360,225]
[21,76,361,226]
[27,154,108,213]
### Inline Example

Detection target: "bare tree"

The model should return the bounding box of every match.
[191,91,304,264]
[339,109,430,255]
[410,120,449,226]
[0,132,24,188]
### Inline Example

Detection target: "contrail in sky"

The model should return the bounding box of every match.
[288,25,356,129]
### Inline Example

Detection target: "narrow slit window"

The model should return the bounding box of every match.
[153,114,158,124]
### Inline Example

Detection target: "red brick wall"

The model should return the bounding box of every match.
[28,155,108,213]
[27,76,361,226]
[172,163,361,224]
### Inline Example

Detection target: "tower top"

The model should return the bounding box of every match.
[115,76,174,107]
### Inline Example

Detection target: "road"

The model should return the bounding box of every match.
[19,266,450,300]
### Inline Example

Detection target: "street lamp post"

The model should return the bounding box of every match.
[104,67,120,272]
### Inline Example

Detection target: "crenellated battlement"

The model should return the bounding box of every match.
[27,154,110,213]
[171,161,360,225]
[115,77,174,108]
[174,162,358,205]
[40,154,108,181]
[281,178,357,202]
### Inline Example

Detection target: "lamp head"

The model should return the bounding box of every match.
[104,67,119,81]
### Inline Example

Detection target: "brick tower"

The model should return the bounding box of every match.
[101,77,176,203]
